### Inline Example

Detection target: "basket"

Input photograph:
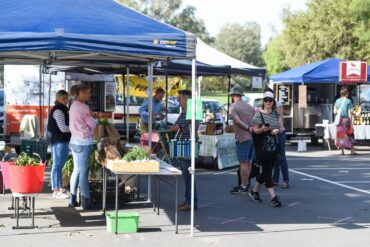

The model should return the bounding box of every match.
[8,163,45,193]
[106,211,139,233]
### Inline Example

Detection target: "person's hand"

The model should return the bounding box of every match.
[271,129,280,135]
[89,110,96,118]
[261,125,270,132]
[169,124,179,132]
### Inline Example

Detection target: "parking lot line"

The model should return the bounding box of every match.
[290,169,370,195]
[291,167,370,170]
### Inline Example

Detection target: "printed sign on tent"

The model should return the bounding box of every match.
[116,75,183,97]
[340,61,368,83]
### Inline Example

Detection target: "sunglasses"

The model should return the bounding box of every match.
[263,98,273,103]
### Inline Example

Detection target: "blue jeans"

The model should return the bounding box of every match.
[273,131,289,183]
[69,144,93,199]
[51,142,69,190]
[179,161,198,208]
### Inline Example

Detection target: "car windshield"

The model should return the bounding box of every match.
[254,98,263,109]
[116,95,144,106]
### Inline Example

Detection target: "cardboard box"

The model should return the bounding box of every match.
[93,125,106,140]
[206,123,217,135]
[225,125,234,133]
[106,159,160,173]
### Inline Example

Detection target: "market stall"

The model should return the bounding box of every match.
[0,0,199,235]
[270,58,370,144]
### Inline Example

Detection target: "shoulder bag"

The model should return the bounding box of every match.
[334,99,345,126]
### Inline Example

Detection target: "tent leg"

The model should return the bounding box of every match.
[126,67,130,143]
[147,61,154,203]
[227,75,231,122]
[190,58,196,237]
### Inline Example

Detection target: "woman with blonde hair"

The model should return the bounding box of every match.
[68,84,97,209]
[47,90,71,199]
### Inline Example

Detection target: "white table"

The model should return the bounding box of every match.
[102,160,182,234]
[199,133,239,169]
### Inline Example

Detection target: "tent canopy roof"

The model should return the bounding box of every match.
[270,58,370,84]
[0,0,196,65]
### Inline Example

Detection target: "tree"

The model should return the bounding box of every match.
[116,0,214,44]
[281,0,370,68]
[215,22,264,67]
[263,35,289,75]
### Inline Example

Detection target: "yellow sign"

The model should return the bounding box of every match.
[115,75,183,98]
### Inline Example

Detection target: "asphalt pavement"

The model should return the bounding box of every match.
[1,144,370,246]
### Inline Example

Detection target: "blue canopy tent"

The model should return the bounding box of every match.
[0,0,199,235]
[270,58,370,83]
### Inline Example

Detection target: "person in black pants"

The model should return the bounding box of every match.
[249,91,282,207]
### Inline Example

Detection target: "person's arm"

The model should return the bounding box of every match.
[251,112,269,134]
[139,99,149,121]
[229,105,249,131]
[348,100,353,122]
[53,110,70,133]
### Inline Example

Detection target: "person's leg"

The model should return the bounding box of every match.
[240,161,251,187]
[69,144,82,206]
[57,142,70,190]
[264,155,278,199]
[51,143,59,192]
[278,132,289,184]
[180,161,197,208]
[77,145,92,200]
[272,159,280,184]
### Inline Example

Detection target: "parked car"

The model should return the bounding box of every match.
[113,95,144,138]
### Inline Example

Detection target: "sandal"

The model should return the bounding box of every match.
[281,182,289,189]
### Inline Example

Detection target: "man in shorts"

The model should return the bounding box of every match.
[229,86,255,194]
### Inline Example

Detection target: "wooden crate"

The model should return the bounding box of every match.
[106,159,160,173]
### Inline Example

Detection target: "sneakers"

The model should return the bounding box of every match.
[230,185,248,195]
[249,191,262,202]
[270,196,282,207]
[53,190,70,199]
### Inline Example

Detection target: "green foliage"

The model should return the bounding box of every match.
[276,0,370,69]
[263,35,290,75]
[62,155,74,177]
[116,0,214,44]
[15,152,40,166]
[122,146,148,161]
[216,22,264,67]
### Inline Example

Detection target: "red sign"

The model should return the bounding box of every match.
[340,61,368,83]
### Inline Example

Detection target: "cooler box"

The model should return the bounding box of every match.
[106,211,139,233]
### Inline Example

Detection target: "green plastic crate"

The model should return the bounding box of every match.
[21,139,47,162]
[106,211,139,234]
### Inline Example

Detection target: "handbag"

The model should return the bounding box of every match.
[334,99,345,126]
[252,111,279,160]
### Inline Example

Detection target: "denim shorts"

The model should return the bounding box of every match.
[236,140,253,162]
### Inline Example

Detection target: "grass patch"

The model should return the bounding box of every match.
[201,92,229,104]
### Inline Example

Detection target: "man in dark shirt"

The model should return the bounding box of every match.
[169,90,199,211]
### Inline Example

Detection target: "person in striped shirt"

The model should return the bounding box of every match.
[47,90,71,199]
[169,90,200,211]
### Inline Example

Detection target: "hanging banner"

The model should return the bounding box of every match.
[298,85,307,108]
[277,84,291,106]
[115,75,183,97]
[340,61,368,83]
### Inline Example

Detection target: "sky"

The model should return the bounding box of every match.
[182,0,308,46]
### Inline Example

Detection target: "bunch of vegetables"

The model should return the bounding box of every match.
[122,146,148,162]
[15,152,40,166]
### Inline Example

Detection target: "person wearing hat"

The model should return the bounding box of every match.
[249,90,282,207]
[229,86,255,195]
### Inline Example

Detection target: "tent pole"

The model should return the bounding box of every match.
[165,59,169,123]
[122,73,126,140]
[227,75,231,122]
[148,61,154,203]
[126,67,130,143]
[39,66,42,137]
[190,58,196,237]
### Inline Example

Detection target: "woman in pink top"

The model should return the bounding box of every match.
[68,84,97,210]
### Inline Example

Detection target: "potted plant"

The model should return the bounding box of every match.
[8,153,46,193]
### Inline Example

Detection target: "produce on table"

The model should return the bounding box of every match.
[15,152,41,166]
[122,146,149,162]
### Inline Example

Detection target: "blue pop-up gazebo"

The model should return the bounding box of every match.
[270,58,370,83]
[0,0,199,235]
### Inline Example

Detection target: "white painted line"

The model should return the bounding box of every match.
[198,203,214,208]
[336,181,370,184]
[300,178,314,181]
[288,202,302,207]
[221,217,246,225]
[291,168,370,170]
[339,171,349,173]
[334,217,353,224]
[214,168,239,175]
[290,169,370,195]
